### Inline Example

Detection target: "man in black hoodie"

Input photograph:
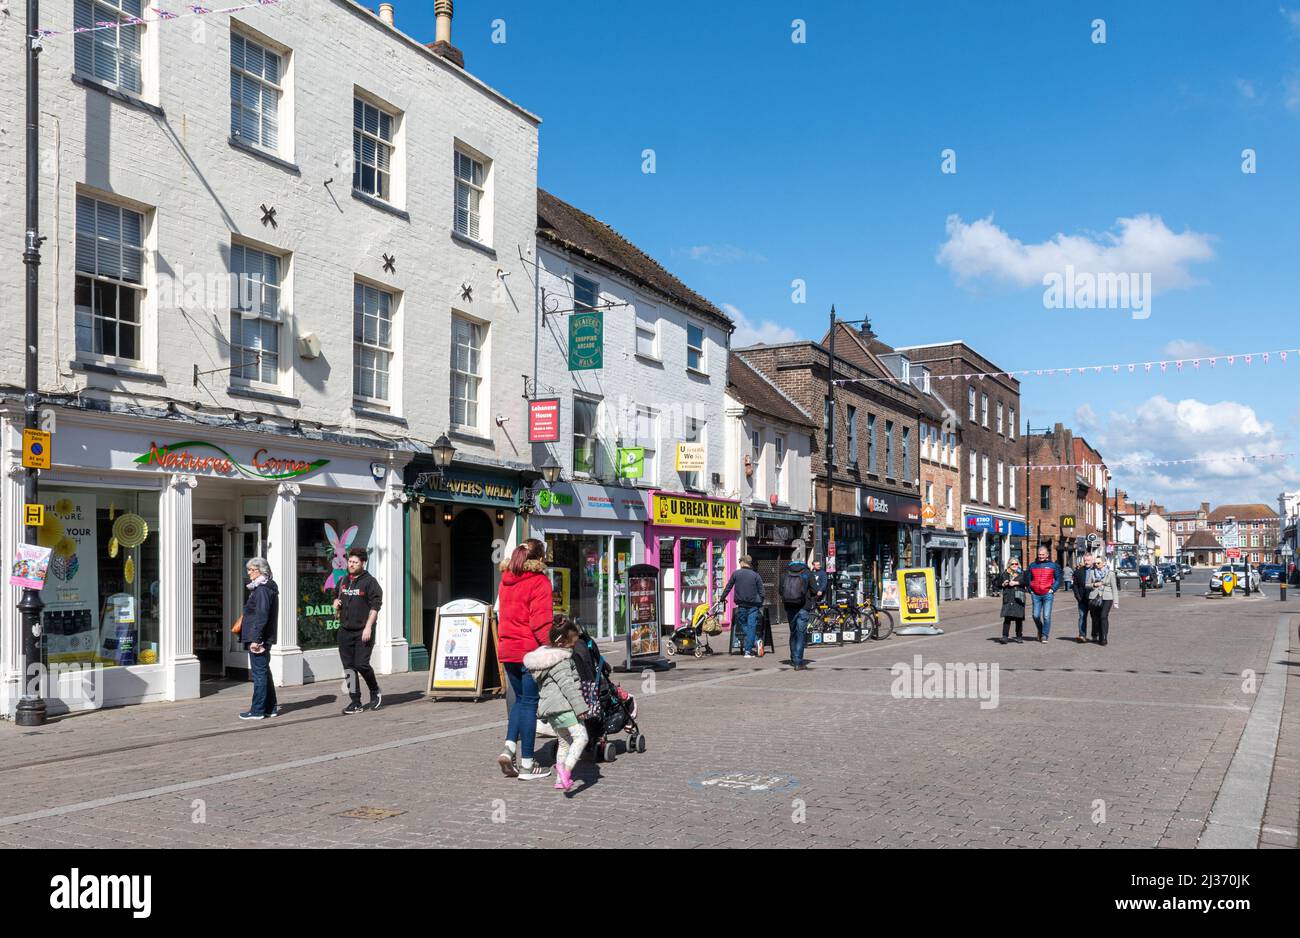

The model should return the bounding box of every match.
[333,546,384,714]
[720,555,766,657]
[780,559,813,670]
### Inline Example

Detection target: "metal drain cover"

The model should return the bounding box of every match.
[336,806,406,821]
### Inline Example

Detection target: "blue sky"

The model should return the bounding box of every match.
[395,0,1300,508]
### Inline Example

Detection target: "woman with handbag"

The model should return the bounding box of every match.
[1087,555,1120,646]
[998,558,1030,644]
[238,557,280,721]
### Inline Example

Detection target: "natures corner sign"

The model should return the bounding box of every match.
[135,441,329,480]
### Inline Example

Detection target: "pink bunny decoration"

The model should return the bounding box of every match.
[323,523,359,591]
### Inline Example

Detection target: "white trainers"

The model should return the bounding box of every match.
[497,752,518,778]
[517,763,551,781]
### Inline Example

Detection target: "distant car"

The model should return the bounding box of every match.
[1210,564,1261,592]
[1259,563,1285,582]
[1116,566,1140,582]
[1179,563,1192,576]
[1138,565,1164,589]
[1159,562,1181,582]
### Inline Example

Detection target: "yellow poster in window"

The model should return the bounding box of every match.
[551,568,571,615]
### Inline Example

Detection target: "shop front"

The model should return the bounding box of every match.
[644,491,740,633]
[923,532,967,602]
[855,487,923,601]
[0,408,410,717]
[964,512,1028,598]
[405,461,524,670]
[528,482,647,641]
[744,508,814,615]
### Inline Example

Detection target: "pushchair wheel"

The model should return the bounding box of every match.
[693,643,705,658]
[636,734,647,753]
[603,742,617,763]
[664,640,676,657]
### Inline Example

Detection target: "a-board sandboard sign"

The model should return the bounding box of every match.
[898,567,939,625]
[427,598,504,700]
[626,564,662,662]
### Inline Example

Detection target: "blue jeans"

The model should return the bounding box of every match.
[1076,600,1089,638]
[504,662,540,760]
[735,606,762,654]
[1031,592,1054,637]
[785,605,808,665]
[248,644,277,716]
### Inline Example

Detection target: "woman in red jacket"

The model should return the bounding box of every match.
[496,538,553,780]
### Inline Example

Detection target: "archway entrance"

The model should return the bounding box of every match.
[449,508,495,605]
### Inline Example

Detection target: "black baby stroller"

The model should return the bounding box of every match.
[570,624,647,762]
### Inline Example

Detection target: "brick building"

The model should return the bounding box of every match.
[1206,504,1280,565]
[737,322,924,602]
[897,342,1025,597]
[1024,424,1108,568]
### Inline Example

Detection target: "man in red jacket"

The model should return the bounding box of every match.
[495,539,553,780]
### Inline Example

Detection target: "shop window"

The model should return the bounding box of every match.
[296,501,376,651]
[679,538,709,627]
[548,535,611,638]
[38,488,160,669]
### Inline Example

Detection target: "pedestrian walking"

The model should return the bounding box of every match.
[1086,555,1120,646]
[238,557,279,721]
[779,557,813,670]
[333,546,384,715]
[998,558,1029,643]
[523,617,590,793]
[1027,546,1063,643]
[496,538,553,780]
[720,555,766,658]
[1071,552,1093,643]
[987,557,1002,596]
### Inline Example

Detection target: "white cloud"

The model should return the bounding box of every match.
[674,244,767,265]
[1285,73,1300,112]
[1162,340,1216,359]
[725,303,800,347]
[1075,403,1099,430]
[1087,395,1300,505]
[1284,6,1300,33]
[936,214,1214,294]
[1237,78,1259,101]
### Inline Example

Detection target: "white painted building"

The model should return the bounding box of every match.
[0,1,540,715]
[528,190,735,637]
[723,354,816,610]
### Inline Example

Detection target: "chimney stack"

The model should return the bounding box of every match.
[378,3,394,26]
[430,0,464,67]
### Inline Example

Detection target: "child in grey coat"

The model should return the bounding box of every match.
[522,617,590,792]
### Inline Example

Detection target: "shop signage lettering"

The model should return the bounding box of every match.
[528,398,561,443]
[135,441,329,480]
[568,311,603,371]
[654,495,741,530]
[435,478,516,500]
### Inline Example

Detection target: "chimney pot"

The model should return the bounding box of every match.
[430,0,464,67]
[378,3,394,26]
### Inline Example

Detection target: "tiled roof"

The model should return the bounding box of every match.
[1182,530,1223,549]
[728,356,817,429]
[1207,503,1278,523]
[536,189,734,331]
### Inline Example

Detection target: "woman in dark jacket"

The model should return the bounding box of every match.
[998,558,1029,644]
[239,557,279,721]
[494,538,553,781]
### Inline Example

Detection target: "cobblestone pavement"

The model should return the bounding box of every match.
[0,587,1295,849]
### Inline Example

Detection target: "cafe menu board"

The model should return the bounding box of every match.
[626,564,661,659]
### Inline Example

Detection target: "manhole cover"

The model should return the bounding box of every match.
[689,771,798,794]
[336,806,406,821]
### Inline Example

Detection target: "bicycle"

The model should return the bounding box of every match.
[845,592,894,640]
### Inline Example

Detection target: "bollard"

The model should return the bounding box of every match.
[1140,578,1146,598]
[1281,581,1287,602]
[1175,577,1181,598]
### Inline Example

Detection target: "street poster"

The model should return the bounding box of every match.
[898,567,939,624]
[626,564,661,659]
[427,599,504,699]
[10,544,53,590]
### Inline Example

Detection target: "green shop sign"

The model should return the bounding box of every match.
[536,489,575,511]
[135,441,329,480]
[568,311,603,371]
[616,447,645,479]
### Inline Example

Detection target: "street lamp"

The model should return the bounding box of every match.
[540,452,561,485]
[431,433,455,469]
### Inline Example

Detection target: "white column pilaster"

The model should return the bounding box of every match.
[268,482,303,686]
[374,484,409,675]
[161,473,200,701]
[1,436,29,717]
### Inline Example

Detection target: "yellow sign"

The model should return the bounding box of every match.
[675,442,706,472]
[23,503,44,526]
[653,493,741,531]
[1221,573,1236,596]
[897,567,939,624]
[22,429,51,469]
[550,568,571,615]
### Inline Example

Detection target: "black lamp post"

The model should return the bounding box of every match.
[540,453,561,485]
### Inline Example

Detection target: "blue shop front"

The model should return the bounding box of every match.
[964,512,1028,598]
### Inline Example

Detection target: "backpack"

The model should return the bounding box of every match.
[780,570,809,605]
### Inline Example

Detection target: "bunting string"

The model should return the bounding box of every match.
[35,0,288,40]
[1011,451,1300,473]
[833,346,1297,386]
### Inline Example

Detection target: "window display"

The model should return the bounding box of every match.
[39,488,161,668]
[679,538,708,626]
[297,501,375,651]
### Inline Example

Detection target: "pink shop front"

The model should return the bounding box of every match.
[643,491,741,633]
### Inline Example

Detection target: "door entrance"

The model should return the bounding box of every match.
[449,509,494,604]
[224,522,263,677]
[192,524,226,678]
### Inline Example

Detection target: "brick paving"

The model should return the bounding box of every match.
[0,587,1295,848]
